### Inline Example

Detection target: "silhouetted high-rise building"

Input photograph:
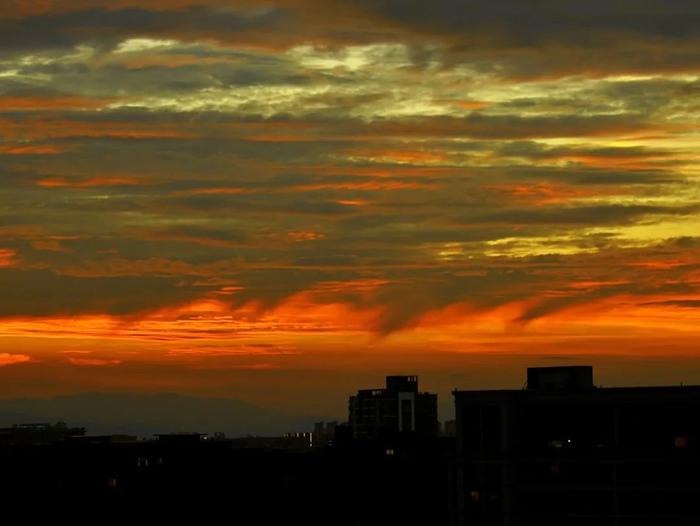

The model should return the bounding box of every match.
[453,365,700,526]
[349,375,438,439]
[313,421,337,447]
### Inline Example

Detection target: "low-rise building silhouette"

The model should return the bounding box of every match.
[0,422,85,445]
[349,375,438,439]
[453,365,700,525]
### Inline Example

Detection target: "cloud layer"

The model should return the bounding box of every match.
[0,1,699,410]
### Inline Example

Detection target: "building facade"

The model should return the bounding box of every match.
[453,366,700,526]
[349,375,438,439]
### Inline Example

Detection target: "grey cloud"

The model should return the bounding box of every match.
[497,141,673,161]
[164,193,359,216]
[356,1,700,78]
[0,6,289,51]
[0,269,201,316]
[370,0,700,41]
[500,165,680,186]
[471,204,698,226]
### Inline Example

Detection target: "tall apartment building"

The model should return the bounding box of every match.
[349,375,438,439]
[453,366,700,526]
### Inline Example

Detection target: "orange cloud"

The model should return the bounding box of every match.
[248,134,321,143]
[57,257,236,277]
[0,144,69,155]
[567,279,631,291]
[181,187,250,196]
[0,248,18,268]
[0,96,115,111]
[176,180,439,199]
[37,176,145,188]
[305,163,460,179]
[0,226,44,238]
[69,357,123,366]
[526,294,700,335]
[291,181,439,192]
[0,353,31,367]
[0,286,382,344]
[167,344,297,357]
[30,239,70,252]
[308,279,390,297]
[485,182,621,205]
[0,116,196,141]
[287,231,325,242]
[444,100,489,110]
[136,230,240,249]
[0,281,699,379]
[629,260,688,270]
[337,199,369,206]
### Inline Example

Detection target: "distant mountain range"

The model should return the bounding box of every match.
[0,393,330,438]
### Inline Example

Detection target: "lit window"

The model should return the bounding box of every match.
[675,436,689,449]
[385,448,395,456]
[470,490,480,502]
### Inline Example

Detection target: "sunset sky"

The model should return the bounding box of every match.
[1,1,699,418]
